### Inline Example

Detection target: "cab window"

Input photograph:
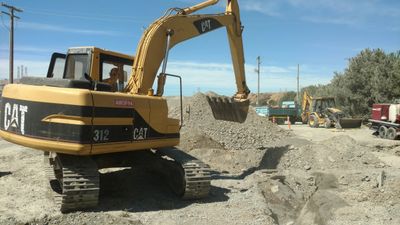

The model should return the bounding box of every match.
[64,54,89,80]
[100,54,133,91]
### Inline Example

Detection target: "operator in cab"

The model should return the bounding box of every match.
[104,67,120,91]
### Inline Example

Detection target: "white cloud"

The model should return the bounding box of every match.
[24,9,146,24]
[164,60,332,95]
[301,16,359,26]
[0,45,57,53]
[241,0,281,17]
[169,61,233,71]
[0,58,333,96]
[16,22,121,36]
[0,59,49,78]
[241,0,400,27]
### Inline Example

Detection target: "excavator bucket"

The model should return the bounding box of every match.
[336,118,363,129]
[206,96,249,123]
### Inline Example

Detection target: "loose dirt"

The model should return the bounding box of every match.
[0,93,399,225]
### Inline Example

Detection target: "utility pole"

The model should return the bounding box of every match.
[297,64,300,105]
[255,56,261,106]
[1,3,23,84]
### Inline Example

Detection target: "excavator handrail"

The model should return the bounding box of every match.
[180,0,219,15]
[125,0,250,101]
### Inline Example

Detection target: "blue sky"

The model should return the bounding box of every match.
[0,0,399,96]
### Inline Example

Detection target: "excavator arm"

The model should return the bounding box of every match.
[125,0,250,102]
[301,91,312,124]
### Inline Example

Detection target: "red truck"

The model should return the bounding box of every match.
[369,103,400,140]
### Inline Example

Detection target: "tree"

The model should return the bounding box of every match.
[302,48,400,118]
[280,91,297,102]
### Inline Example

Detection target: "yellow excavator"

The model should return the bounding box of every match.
[0,0,250,212]
[301,91,362,129]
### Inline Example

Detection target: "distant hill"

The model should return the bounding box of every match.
[248,92,295,106]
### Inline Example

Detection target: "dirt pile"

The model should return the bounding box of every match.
[167,93,292,175]
[170,93,291,151]
[278,135,382,171]
[27,213,142,225]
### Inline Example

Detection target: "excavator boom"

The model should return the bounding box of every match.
[125,0,250,122]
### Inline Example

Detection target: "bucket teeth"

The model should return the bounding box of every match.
[206,96,249,123]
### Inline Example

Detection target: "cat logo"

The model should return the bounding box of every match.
[3,103,28,135]
[133,127,148,140]
[193,18,222,34]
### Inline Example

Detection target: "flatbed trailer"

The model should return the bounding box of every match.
[369,119,400,140]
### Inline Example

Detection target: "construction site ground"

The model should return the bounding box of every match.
[0,93,399,225]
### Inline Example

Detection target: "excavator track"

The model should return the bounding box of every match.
[43,152,99,213]
[156,148,211,199]
[181,160,211,199]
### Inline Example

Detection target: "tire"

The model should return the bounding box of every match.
[378,126,388,139]
[290,117,296,125]
[386,127,397,140]
[308,115,319,128]
[324,118,331,128]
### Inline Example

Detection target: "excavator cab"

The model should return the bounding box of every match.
[312,97,335,115]
[46,47,134,91]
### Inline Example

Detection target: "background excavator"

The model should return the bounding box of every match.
[301,91,362,129]
[0,0,250,212]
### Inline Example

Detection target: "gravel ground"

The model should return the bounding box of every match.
[0,93,399,224]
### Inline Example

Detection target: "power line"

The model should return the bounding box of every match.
[1,12,10,31]
[1,2,23,84]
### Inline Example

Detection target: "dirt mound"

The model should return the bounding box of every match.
[26,213,142,225]
[174,93,291,151]
[277,135,382,171]
[166,92,292,175]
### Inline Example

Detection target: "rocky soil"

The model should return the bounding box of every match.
[0,93,399,225]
